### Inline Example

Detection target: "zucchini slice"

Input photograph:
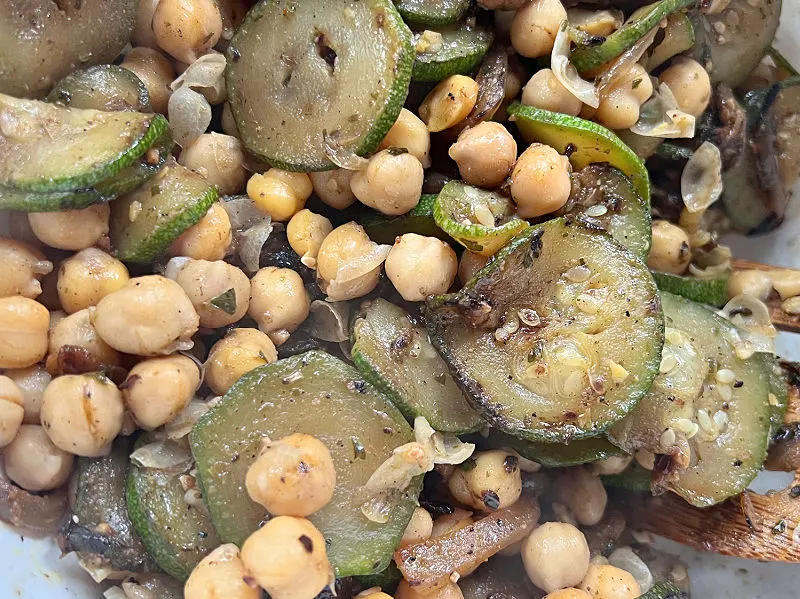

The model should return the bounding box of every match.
[638,582,688,599]
[433,181,527,257]
[489,430,622,468]
[47,65,151,112]
[651,271,729,307]
[362,194,447,244]
[110,161,219,263]
[226,0,414,171]
[559,165,651,261]
[599,463,652,492]
[412,26,493,83]
[395,0,470,27]
[351,298,483,433]
[426,219,664,443]
[608,292,773,507]
[190,351,422,577]
[507,104,650,204]
[127,436,220,581]
[645,12,695,72]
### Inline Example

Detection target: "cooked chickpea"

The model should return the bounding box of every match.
[0,238,52,300]
[567,8,623,37]
[179,133,248,195]
[447,449,522,511]
[522,522,591,593]
[309,169,357,210]
[46,308,121,373]
[241,516,333,599]
[91,275,199,356]
[132,0,160,48]
[578,564,641,599]
[246,433,336,516]
[399,506,434,548]
[248,267,310,345]
[510,143,572,218]
[647,220,691,275]
[0,297,49,369]
[511,0,568,58]
[356,591,393,599]
[170,201,233,261]
[727,270,773,301]
[121,47,175,114]
[185,543,260,599]
[555,468,607,526]
[153,0,222,63]
[379,108,432,167]
[3,425,74,492]
[522,69,583,117]
[396,581,464,599]
[419,75,479,132]
[596,64,654,130]
[4,365,51,424]
[384,234,457,302]
[248,169,313,222]
[658,57,711,118]
[448,122,518,188]
[205,328,277,394]
[458,251,490,286]
[28,204,109,251]
[316,223,386,301]
[770,269,800,300]
[544,589,593,599]
[0,376,24,448]
[122,355,201,429]
[350,150,424,216]
[591,455,633,476]
[57,248,130,314]
[431,508,475,538]
[287,210,334,269]
[174,259,250,328]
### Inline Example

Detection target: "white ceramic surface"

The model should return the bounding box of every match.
[2,6,800,598]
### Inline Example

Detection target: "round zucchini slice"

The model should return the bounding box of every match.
[488,430,622,468]
[395,0,470,27]
[651,271,729,308]
[226,0,414,171]
[412,26,493,82]
[48,65,151,112]
[426,219,664,443]
[361,193,447,244]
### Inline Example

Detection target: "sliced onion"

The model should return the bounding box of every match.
[238,219,274,273]
[120,582,157,599]
[597,27,658,94]
[631,83,695,139]
[336,243,391,283]
[104,588,128,599]
[164,400,210,440]
[414,416,475,465]
[168,87,212,148]
[170,52,227,105]
[221,195,265,231]
[307,300,350,342]
[324,130,370,171]
[129,440,194,473]
[681,142,723,213]
[552,21,600,108]
[688,262,730,279]
[162,256,191,280]
[608,547,653,593]
[719,294,778,339]
[0,478,67,537]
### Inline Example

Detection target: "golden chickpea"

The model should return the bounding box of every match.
[578,564,641,599]
[357,592,394,599]
[46,308,121,374]
[0,238,52,299]
[91,275,199,356]
[596,64,654,131]
[544,590,593,599]
[399,507,434,548]
[431,508,474,538]
[458,251,490,286]
[522,522,591,593]
[0,375,24,448]
[385,234,457,302]
[448,122,518,188]
[121,47,175,114]
[287,210,334,269]
[511,0,568,58]
[309,169,357,210]
[205,328,277,395]
[153,0,222,63]
[395,581,464,599]
[510,143,572,218]
[248,267,310,345]
[122,355,201,429]
[0,297,49,369]
[316,223,387,301]
[658,57,711,118]
[4,365,51,424]
[647,220,691,275]
[447,449,522,511]
[727,270,773,301]
[522,69,583,117]
[179,133,248,195]
[241,516,333,599]
[184,543,260,599]
[174,259,250,328]
[248,169,313,222]
[132,0,160,48]
[567,8,623,37]
[28,204,109,251]
[590,455,633,476]
[555,468,607,526]
[246,433,336,516]
[3,425,74,492]
[379,108,432,167]
[770,269,800,300]
[351,150,424,216]
[170,201,233,261]
[419,75,479,132]
[57,248,130,314]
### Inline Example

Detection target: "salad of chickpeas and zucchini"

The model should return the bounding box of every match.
[1,0,799,598]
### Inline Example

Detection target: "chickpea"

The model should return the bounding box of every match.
[170,201,233,261]
[185,543,260,599]
[351,151,424,216]
[153,0,222,63]
[357,591,393,599]
[241,516,333,599]
[510,143,572,218]
[578,564,641,599]
[28,204,109,251]
[246,433,336,516]
[178,133,248,195]
[132,0,160,48]
[399,506,434,548]
[770,269,800,300]
[727,270,773,301]
[431,508,474,538]
[458,251,490,286]
[0,376,24,448]
[567,9,623,37]
[596,64,653,131]
[522,522,591,593]
[46,308,121,373]
[379,108,432,167]
[56,248,130,314]
[205,328,277,395]
[522,69,583,117]
[511,0,568,58]
[544,590,593,599]
[384,234,457,302]
[121,47,175,114]
[419,76,479,133]
[658,57,711,118]
[248,267,310,345]
[555,468,607,526]
[309,169,357,210]
[591,455,633,476]
[0,297,49,369]
[396,581,464,599]
[447,449,522,511]
[122,355,200,429]
[634,449,655,471]
[287,210,334,269]
[3,425,74,492]
[91,275,199,356]
[248,169,313,222]
[4,365,51,424]
[448,123,518,188]
[647,220,691,275]
[0,238,52,300]
[316,223,387,301]
[174,259,250,328]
